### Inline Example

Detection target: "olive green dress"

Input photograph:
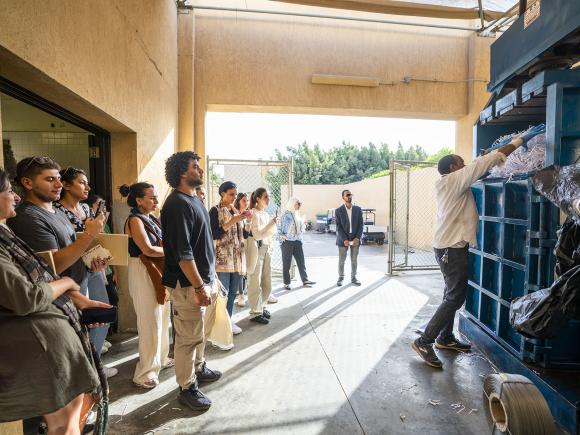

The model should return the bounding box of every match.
[0,245,100,422]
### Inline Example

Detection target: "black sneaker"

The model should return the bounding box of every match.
[250,315,269,324]
[178,383,212,411]
[351,278,361,286]
[337,278,344,286]
[435,335,472,352]
[303,280,316,287]
[411,338,443,368]
[262,309,271,319]
[195,362,222,384]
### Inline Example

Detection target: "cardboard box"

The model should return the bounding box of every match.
[77,233,129,266]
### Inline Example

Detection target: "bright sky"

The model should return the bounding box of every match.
[205,112,455,160]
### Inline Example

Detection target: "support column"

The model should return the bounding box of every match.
[455,33,494,162]
[178,10,195,152]
[0,96,4,168]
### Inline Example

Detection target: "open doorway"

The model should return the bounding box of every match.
[0,78,112,224]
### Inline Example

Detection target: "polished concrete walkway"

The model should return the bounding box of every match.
[104,234,494,434]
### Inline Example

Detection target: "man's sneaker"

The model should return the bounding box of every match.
[435,335,472,352]
[103,366,118,378]
[195,362,222,384]
[267,294,278,303]
[351,278,361,286]
[231,321,242,335]
[337,278,344,286]
[250,315,269,324]
[235,294,247,307]
[178,383,212,411]
[283,284,291,290]
[411,338,443,368]
[303,280,316,287]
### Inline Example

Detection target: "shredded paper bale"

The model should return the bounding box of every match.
[489,133,546,178]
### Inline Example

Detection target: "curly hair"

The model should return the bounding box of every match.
[165,151,200,188]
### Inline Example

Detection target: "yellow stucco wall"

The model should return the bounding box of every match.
[0,0,179,330]
[193,8,484,157]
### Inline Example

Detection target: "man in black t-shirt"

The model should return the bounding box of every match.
[161,151,221,411]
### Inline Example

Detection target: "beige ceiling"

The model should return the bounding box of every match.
[273,0,518,20]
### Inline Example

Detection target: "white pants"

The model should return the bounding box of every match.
[247,244,272,318]
[128,257,171,384]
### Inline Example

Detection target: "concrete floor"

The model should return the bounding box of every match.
[103,233,495,435]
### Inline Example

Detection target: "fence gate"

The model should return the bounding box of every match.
[388,160,440,274]
[206,158,294,274]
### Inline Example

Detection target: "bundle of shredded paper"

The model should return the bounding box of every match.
[489,132,546,178]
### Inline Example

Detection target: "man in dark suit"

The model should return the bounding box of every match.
[335,189,364,286]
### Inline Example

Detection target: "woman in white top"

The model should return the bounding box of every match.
[247,187,278,324]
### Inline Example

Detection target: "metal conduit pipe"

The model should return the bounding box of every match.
[179,3,479,32]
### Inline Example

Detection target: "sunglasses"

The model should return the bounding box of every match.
[20,156,52,174]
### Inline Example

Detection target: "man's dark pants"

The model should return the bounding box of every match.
[420,246,469,344]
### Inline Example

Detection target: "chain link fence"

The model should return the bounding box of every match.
[206,158,293,274]
[388,160,440,273]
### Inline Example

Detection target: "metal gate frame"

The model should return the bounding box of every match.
[387,159,439,274]
[205,157,294,275]
[205,158,293,208]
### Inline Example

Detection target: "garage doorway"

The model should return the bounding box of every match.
[0,78,112,222]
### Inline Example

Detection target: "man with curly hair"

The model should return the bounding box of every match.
[161,151,221,411]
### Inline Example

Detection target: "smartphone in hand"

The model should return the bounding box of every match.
[95,200,106,216]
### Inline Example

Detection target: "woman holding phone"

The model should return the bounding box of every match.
[233,192,252,307]
[55,167,114,377]
[247,187,278,324]
[209,181,251,335]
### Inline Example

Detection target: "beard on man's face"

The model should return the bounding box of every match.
[186,176,203,189]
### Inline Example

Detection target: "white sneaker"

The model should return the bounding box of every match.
[103,340,112,350]
[231,321,242,335]
[267,294,278,304]
[235,294,247,307]
[100,345,109,354]
[103,366,118,378]
[209,340,234,351]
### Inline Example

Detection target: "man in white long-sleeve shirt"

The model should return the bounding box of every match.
[412,132,538,368]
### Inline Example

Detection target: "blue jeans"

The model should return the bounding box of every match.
[217,272,242,317]
[80,271,110,356]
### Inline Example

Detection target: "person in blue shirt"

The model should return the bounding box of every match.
[279,197,316,290]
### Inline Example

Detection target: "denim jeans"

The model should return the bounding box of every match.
[217,271,242,317]
[421,246,469,344]
[80,271,110,356]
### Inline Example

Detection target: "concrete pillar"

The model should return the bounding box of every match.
[455,33,494,162]
[178,11,195,152]
[111,132,138,332]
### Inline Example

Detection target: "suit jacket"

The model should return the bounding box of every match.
[335,204,364,246]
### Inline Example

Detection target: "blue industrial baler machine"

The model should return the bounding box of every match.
[458,1,580,433]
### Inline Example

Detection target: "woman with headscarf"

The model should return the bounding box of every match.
[280,197,316,290]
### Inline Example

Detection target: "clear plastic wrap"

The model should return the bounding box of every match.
[532,163,580,223]
[489,133,546,178]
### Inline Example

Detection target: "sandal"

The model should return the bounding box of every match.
[134,379,158,389]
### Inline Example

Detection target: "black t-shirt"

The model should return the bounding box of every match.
[161,190,216,288]
[7,201,87,284]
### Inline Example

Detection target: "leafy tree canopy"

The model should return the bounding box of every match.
[274,141,450,184]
